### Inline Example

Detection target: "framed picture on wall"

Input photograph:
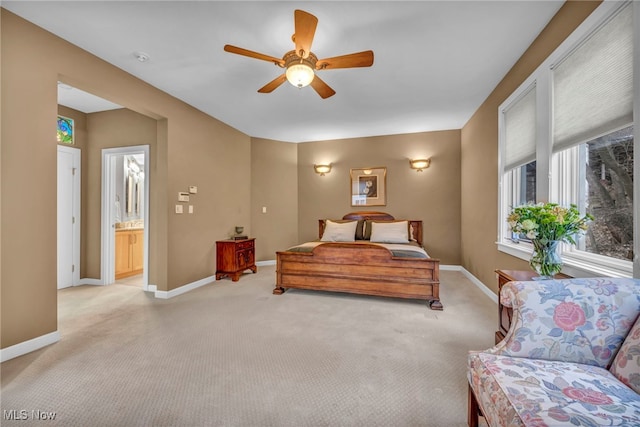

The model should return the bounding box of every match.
[350,166,386,206]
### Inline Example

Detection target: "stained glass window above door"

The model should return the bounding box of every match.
[57,115,74,144]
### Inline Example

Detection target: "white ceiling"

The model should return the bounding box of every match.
[57,83,123,113]
[4,1,564,143]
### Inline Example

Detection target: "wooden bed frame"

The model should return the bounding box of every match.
[273,212,442,310]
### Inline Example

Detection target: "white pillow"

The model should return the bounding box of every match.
[320,220,357,242]
[369,221,409,243]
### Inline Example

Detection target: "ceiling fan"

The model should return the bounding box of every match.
[223,9,374,99]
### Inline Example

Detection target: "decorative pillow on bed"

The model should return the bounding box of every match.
[354,219,366,240]
[320,220,358,242]
[369,221,410,243]
[321,219,365,240]
[364,220,416,241]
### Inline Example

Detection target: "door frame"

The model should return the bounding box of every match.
[57,145,81,288]
[101,145,150,289]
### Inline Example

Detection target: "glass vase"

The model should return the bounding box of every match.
[529,239,562,280]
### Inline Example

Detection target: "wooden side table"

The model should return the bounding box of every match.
[215,238,257,281]
[495,269,571,344]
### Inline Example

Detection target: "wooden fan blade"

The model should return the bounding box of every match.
[224,45,285,67]
[293,10,318,59]
[310,75,336,99]
[316,50,374,70]
[258,74,287,93]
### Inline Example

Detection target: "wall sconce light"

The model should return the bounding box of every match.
[362,169,373,175]
[409,158,431,172]
[314,164,332,176]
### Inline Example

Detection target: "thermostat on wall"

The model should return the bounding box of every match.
[178,192,190,202]
[189,186,198,194]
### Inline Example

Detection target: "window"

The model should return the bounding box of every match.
[501,84,537,241]
[554,127,634,262]
[498,1,636,278]
[504,161,537,241]
[57,115,74,145]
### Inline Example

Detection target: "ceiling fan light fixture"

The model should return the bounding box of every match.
[286,63,314,88]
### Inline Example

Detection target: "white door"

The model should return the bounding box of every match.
[57,146,81,289]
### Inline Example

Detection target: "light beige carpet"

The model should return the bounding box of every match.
[1,266,495,426]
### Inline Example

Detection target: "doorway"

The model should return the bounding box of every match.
[101,146,150,290]
[57,145,81,289]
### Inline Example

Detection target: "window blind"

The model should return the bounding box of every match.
[553,3,633,151]
[504,86,536,171]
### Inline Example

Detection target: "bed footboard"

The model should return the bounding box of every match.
[274,243,442,310]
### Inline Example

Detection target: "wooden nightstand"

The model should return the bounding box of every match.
[495,269,571,344]
[215,238,257,281]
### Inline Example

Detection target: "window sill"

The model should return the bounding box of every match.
[496,241,633,279]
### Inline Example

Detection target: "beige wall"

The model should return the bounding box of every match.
[84,109,158,278]
[1,10,251,349]
[251,138,298,261]
[297,130,461,264]
[164,108,251,287]
[460,1,601,292]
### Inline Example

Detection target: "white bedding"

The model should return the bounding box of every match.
[288,241,430,258]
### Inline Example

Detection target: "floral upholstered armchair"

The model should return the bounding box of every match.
[468,277,640,427]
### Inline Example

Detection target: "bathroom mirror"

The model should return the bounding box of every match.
[124,155,143,217]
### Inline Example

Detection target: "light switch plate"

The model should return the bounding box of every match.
[175,205,183,214]
[188,205,193,214]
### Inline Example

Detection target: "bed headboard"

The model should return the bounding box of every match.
[343,211,394,221]
[318,212,424,247]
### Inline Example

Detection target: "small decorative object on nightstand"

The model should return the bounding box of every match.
[216,238,257,281]
[494,269,571,344]
[233,226,247,240]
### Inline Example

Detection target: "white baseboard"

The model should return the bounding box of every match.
[154,262,277,299]
[78,278,103,286]
[79,278,157,292]
[1,331,60,363]
[154,262,276,299]
[153,261,497,304]
[448,265,498,304]
[154,275,216,299]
